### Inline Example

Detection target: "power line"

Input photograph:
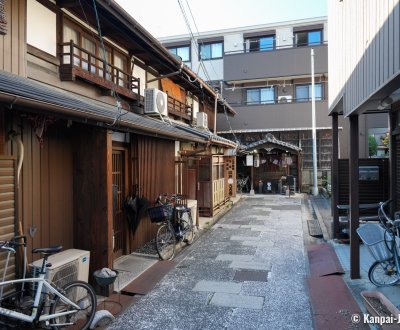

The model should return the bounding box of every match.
[184,0,220,80]
[176,0,212,83]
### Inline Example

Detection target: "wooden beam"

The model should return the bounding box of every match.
[349,115,360,279]
[389,111,396,212]
[331,113,339,238]
[56,0,79,8]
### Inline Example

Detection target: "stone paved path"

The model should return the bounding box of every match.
[108,194,313,330]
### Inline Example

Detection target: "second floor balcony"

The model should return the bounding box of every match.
[224,43,327,82]
[59,41,140,102]
[167,95,192,121]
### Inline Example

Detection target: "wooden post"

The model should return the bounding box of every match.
[332,113,340,238]
[349,115,360,279]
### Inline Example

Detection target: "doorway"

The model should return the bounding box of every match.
[112,147,128,260]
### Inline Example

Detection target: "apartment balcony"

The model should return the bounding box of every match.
[167,95,192,121]
[59,41,140,102]
[224,44,327,82]
[218,100,330,132]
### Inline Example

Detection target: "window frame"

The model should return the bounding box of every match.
[62,17,129,78]
[295,83,323,102]
[294,29,323,47]
[198,41,224,61]
[246,87,276,105]
[245,35,275,52]
[167,45,191,62]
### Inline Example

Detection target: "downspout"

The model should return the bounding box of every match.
[8,130,24,188]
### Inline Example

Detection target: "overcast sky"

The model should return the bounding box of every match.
[114,0,327,38]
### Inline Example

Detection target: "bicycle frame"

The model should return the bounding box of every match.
[0,275,80,324]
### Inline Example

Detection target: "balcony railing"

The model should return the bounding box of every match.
[225,40,328,55]
[59,41,140,101]
[167,95,192,121]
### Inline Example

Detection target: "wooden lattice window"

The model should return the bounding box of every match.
[0,0,6,35]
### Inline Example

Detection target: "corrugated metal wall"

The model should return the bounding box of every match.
[129,135,175,250]
[0,0,26,76]
[329,0,400,115]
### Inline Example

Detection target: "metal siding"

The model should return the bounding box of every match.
[330,0,400,115]
[394,2,400,72]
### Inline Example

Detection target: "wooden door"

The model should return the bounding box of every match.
[112,148,128,260]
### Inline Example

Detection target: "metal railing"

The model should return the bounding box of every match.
[224,40,328,56]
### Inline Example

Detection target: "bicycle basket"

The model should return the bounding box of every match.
[356,224,393,262]
[148,204,174,223]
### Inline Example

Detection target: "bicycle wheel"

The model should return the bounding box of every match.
[50,280,96,330]
[156,223,176,260]
[181,212,195,245]
[368,260,400,287]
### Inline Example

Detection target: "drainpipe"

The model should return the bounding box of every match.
[8,130,24,188]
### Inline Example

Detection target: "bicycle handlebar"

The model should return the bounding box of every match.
[0,235,27,251]
[379,200,394,226]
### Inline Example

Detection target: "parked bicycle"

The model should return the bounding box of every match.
[236,174,250,193]
[357,200,400,286]
[0,237,96,329]
[148,194,195,260]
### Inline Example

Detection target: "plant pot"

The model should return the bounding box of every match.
[361,291,400,330]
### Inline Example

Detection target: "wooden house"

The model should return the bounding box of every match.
[0,0,236,283]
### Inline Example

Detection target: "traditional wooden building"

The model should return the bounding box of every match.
[0,0,236,283]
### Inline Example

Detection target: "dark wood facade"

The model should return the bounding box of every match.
[0,0,237,287]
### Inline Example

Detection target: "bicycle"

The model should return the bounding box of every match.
[148,194,195,260]
[0,237,96,329]
[357,200,400,286]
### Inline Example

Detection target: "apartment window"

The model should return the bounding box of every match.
[167,45,191,62]
[246,36,275,52]
[246,87,275,105]
[295,83,322,102]
[295,30,322,47]
[199,42,223,60]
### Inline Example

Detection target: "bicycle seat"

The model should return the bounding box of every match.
[32,246,63,255]
[175,205,186,212]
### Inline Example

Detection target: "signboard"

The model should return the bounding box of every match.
[246,155,253,166]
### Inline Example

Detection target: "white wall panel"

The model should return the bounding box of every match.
[27,0,57,56]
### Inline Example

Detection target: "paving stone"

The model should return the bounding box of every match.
[229,260,271,271]
[242,241,274,248]
[234,270,268,282]
[216,254,254,262]
[192,280,242,293]
[230,236,260,241]
[209,292,264,310]
[216,224,241,229]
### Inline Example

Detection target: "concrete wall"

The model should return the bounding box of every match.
[217,100,329,131]
[224,44,327,82]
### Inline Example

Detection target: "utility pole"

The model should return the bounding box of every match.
[311,48,318,196]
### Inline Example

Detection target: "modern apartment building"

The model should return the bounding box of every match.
[161,17,332,192]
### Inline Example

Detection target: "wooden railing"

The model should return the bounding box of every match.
[59,41,140,98]
[167,95,192,121]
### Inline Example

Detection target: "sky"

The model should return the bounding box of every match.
[115,0,327,38]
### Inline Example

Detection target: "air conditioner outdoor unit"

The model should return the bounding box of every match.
[197,112,208,129]
[31,249,90,295]
[278,95,292,103]
[144,88,168,116]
